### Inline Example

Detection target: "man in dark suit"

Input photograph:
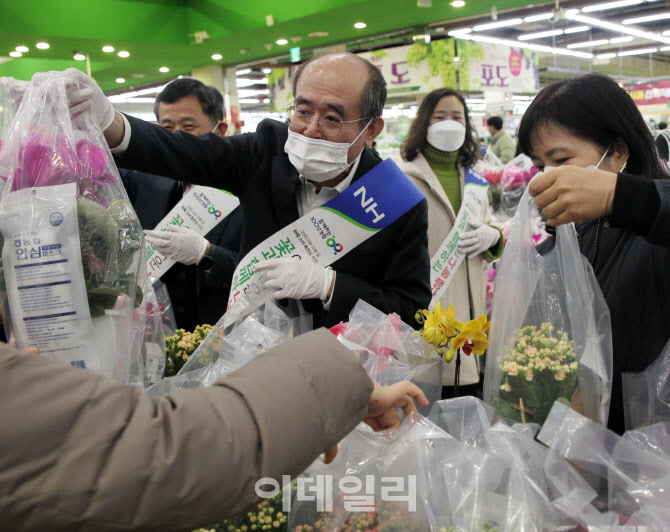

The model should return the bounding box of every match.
[66,53,431,327]
[120,79,242,331]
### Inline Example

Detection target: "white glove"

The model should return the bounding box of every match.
[144,226,209,265]
[33,68,115,130]
[459,220,500,257]
[253,258,334,301]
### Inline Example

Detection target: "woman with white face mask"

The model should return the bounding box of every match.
[518,73,670,435]
[393,88,503,399]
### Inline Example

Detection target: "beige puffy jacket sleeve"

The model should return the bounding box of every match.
[0,328,373,531]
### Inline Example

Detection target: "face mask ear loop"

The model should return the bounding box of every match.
[620,161,628,173]
[594,145,611,169]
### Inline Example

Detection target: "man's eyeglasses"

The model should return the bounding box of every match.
[287,105,370,138]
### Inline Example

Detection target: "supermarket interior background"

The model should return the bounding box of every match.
[3,0,670,156]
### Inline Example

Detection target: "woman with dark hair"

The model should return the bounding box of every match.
[518,72,670,434]
[393,88,503,398]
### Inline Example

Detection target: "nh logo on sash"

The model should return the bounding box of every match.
[353,186,385,224]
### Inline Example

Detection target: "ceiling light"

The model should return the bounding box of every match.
[211,53,222,60]
[354,22,367,29]
[118,50,130,57]
[453,56,460,62]
[473,18,523,31]
[116,78,125,83]
[236,77,268,87]
[624,13,670,24]
[564,26,590,34]
[596,52,617,58]
[102,45,114,52]
[610,36,634,43]
[661,45,670,50]
[448,27,472,35]
[236,68,251,75]
[15,46,29,53]
[518,29,564,40]
[35,42,49,49]
[239,98,260,104]
[308,31,329,38]
[524,13,554,22]
[450,32,593,59]
[567,39,610,48]
[262,68,272,73]
[264,98,270,103]
[159,66,169,73]
[583,0,643,12]
[566,12,670,45]
[9,51,22,58]
[276,38,288,45]
[73,53,86,61]
[618,47,658,55]
[451,1,466,6]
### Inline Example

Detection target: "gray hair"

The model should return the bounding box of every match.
[291,53,387,124]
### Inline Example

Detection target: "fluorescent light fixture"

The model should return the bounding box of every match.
[236,68,251,75]
[524,13,554,22]
[35,42,49,49]
[623,13,670,25]
[564,26,590,34]
[73,53,86,61]
[9,51,22,57]
[116,78,125,83]
[239,98,260,104]
[596,52,617,58]
[618,47,658,55]
[262,68,272,73]
[15,46,28,53]
[473,18,523,31]
[108,96,156,103]
[453,56,460,62]
[661,45,670,50]
[448,27,472,35]
[583,0,643,12]
[236,78,269,87]
[212,53,222,60]
[450,32,594,59]
[567,39,610,48]
[354,22,366,29]
[118,50,130,57]
[263,98,270,103]
[610,36,634,43]
[451,0,466,6]
[518,29,563,40]
[566,12,670,45]
[102,45,114,52]
[276,38,288,45]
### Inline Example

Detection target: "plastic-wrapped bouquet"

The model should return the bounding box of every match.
[499,154,538,217]
[497,323,579,424]
[0,70,144,382]
[165,324,214,376]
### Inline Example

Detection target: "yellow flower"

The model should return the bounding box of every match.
[423,301,464,337]
[422,326,444,346]
[452,318,489,356]
[476,314,490,335]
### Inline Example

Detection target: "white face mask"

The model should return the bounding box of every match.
[426,120,466,152]
[284,122,370,183]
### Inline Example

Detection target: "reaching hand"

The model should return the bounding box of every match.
[528,165,617,227]
[33,68,116,131]
[144,226,209,265]
[253,258,334,301]
[459,220,500,257]
[323,381,429,464]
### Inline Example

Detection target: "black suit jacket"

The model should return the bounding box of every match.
[120,169,242,331]
[115,116,431,327]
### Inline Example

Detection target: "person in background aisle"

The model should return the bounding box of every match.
[393,88,503,399]
[654,120,670,161]
[519,72,670,434]
[63,53,431,328]
[119,78,243,331]
[487,115,515,164]
[0,330,429,530]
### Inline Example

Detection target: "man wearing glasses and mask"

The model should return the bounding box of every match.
[65,52,431,327]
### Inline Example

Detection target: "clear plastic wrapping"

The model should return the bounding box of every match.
[484,189,612,427]
[0,71,143,382]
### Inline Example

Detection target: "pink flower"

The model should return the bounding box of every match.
[329,321,348,336]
